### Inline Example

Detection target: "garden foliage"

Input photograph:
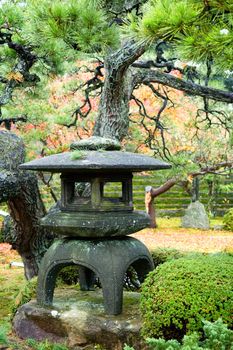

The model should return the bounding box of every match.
[124,319,233,350]
[11,277,37,318]
[140,254,233,340]
[223,209,233,231]
[151,248,185,267]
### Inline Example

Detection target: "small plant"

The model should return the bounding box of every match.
[11,277,37,318]
[70,150,87,160]
[124,319,233,350]
[93,344,108,350]
[124,345,135,350]
[141,254,233,340]
[26,338,69,350]
[0,325,9,345]
[223,208,233,231]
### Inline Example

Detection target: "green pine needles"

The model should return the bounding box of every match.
[129,0,233,70]
[140,0,203,41]
[23,0,119,69]
[1,0,233,72]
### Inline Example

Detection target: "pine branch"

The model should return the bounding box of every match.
[108,1,146,17]
[130,82,173,161]
[108,40,148,72]
[0,114,27,130]
[0,29,39,108]
[191,162,233,176]
[38,172,57,203]
[63,63,104,128]
[133,69,233,103]
[132,59,180,73]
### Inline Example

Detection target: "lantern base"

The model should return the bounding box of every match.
[13,289,143,350]
[37,236,154,315]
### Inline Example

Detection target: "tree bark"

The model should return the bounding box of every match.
[145,178,177,227]
[93,57,132,140]
[0,130,53,279]
[93,41,147,141]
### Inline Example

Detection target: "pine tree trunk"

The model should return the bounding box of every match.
[94,41,146,141]
[93,58,132,141]
[0,131,53,279]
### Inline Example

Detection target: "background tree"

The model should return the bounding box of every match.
[0,0,232,276]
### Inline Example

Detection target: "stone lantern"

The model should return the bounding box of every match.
[20,137,170,315]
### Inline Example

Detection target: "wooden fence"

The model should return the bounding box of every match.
[105,172,233,217]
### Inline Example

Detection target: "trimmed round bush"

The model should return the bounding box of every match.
[141,254,233,340]
[151,248,185,267]
[223,208,233,231]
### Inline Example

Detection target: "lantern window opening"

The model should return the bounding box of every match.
[60,173,133,212]
[102,182,123,200]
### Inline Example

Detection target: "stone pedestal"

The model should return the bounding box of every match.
[37,237,154,315]
[13,289,143,350]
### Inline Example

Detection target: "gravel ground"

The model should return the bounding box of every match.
[133,228,233,253]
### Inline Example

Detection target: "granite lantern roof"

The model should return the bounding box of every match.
[19,150,171,173]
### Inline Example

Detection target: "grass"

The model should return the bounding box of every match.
[0,264,25,326]
[156,216,224,230]
[153,217,232,236]
[0,261,70,349]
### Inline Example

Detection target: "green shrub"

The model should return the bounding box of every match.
[124,319,233,350]
[0,325,9,346]
[151,248,185,267]
[57,265,79,285]
[223,208,233,231]
[141,254,233,340]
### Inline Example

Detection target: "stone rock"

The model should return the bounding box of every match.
[0,130,25,171]
[182,201,210,229]
[13,289,143,350]
[1,214,16,244]
[70,136,121,151]
[213,224,224,231]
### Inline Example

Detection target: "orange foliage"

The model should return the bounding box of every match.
[11,60,228,164]
[7,71,24,82]
[128,79,199,153]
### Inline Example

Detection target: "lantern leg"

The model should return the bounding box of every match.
[79,266,96,291]
[100,272,125,315]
